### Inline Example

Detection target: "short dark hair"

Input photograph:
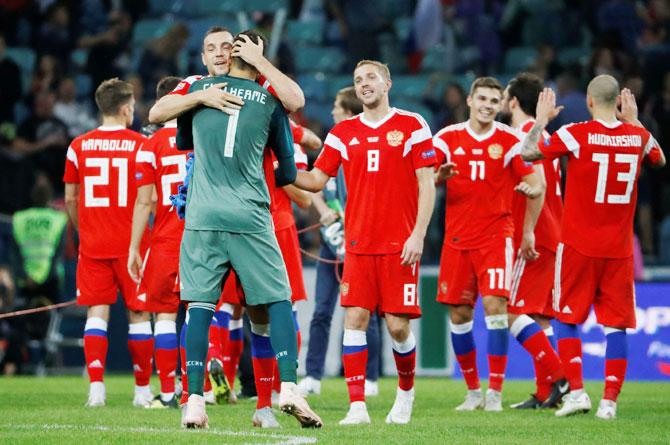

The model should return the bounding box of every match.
[231,30,267,72]
[156,76,182,100]
[337,86,363,115]
[202,26,232,51]
[95,78,133,116]
[469,76,503,97]
[507,72,543,117]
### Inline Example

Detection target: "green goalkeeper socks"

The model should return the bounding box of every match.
[185,302,216,396]
[267,300,298,383]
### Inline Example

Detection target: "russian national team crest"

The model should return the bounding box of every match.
[386,130,404,147]
[440,281,448,294]
[340,282,350,296]
[487,143,503,159]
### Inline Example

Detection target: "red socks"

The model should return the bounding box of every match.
[154,319,178,395]
[224,318,243,390]
[128,321,154,387]
[342,329,367,403]
[83,317,108,383]
[391,331,416,391]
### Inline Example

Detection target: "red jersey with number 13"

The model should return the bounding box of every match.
[314,108,436,255]
[63,126,147,258]
[539,119,662,258]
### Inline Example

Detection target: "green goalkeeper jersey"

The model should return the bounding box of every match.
[181,75,296,233]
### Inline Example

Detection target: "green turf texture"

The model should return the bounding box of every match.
[1,376,669,444]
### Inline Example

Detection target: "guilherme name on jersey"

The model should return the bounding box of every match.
[202,82,268,104]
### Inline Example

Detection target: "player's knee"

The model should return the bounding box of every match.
[482,296,507,316]
[449,305,473,324]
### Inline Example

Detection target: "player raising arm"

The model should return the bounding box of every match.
[520,76,665,420]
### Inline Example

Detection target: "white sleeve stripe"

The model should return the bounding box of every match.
[557,126,580,158]
[66,146,78,168]
[403,125,432,157]
[433,137,450,162]
[324,133,348,160]
[136,150,157,169]
[293,146,308,165]
[644,135,658,156]
[504,142,522,168]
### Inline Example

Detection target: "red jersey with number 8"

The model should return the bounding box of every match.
[539,119,663,258]
[314,108,436,255]
[135,123,190,253]
[63,126,147,258]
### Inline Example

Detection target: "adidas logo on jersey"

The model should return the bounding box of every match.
[89,360,103,369]
[562,306,572,314]
[453,147,465,155]
[349,137,360,145]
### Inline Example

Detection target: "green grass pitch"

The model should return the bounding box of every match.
[1,376,669,444]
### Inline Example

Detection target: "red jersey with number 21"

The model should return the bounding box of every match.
[539,119,663,258]
[63,126,147,258]
[314,108,436,255]
[135,123,190,253]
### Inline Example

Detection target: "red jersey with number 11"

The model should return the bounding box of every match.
[63,126,147,258]
[314,108,436,255]
[539,119,662,258]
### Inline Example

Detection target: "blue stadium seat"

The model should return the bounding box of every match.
[194,0,243,15]
[326,75,353,98]
[74,74,93,100]
[391,75,430,100]
[558,46,590,67]
[504,46,537,73]
[393,17,414,42]
[286,20,324,46]
[187,16,239,52]
[5,47,36,93]
[132,19,170,46]
[297,73,328,101]
[70,49,88,69]
[421,45,447,72]
[302,100,333,128]
[243,0,288,13]
[294,46,346,74]
[148,0,184,16]
[379,0,415,21]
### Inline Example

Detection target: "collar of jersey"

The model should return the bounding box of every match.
[358,107,397,129]
[98,125,126,131]
[465,120,496,142]
[596,119,622,129]
[517,118,535,131]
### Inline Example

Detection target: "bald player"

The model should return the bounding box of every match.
[520,75,665,419]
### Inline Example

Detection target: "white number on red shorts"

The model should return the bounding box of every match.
[403,283,417,306]
[487,268,504,290]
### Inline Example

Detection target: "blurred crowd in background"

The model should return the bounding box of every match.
[0,0,669,374]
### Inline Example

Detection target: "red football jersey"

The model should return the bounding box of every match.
[135,123,191,253]
[63,126,147,258]
[434,121,534,250]
[540,119,663,258]
[314,108,437,255]
[511,119,563,252]
[265,122,309,231]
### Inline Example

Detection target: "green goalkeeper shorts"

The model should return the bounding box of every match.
[179,229,291,306]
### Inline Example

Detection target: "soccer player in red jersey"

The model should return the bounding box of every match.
[520,75,665,419]
[433,77,544,412]
[501,73,568,409]
[294,60,437,425]
[127,76,186,409]
[63,78,153,407]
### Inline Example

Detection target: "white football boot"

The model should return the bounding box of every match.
[339,401,371,425]
[279,382,323,428]
[252,406,281,428]
[555,390,592,417]
[203,390,216,405]
[182,394,209,428]
[85,381,106,407]
[484,389,503,412]
[297,376,321,396]
[595,399,617,420]
[133,385,154,407]
[455,389,484,411]
[385,387,414,424]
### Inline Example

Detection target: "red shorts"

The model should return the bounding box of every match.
[340,252,421,319]
[76,253,143,311]
[276,225,307,303]
[437,237,514,306]
[138,246,180,313]
[508,246,555,318]
[218,270,245,306]
[554,243,635,329]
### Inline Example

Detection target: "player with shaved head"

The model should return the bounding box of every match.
[520,75,666,419]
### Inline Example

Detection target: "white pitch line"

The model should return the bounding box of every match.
[2,424,318,445]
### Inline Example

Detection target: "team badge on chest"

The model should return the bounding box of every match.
[386,130,404,147]
[487,143,503,160]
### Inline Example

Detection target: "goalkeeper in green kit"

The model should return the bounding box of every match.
[177,30,322,429]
